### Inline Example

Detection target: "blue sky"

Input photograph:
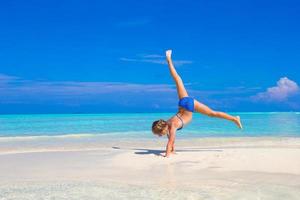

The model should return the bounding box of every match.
[0,0,299,113]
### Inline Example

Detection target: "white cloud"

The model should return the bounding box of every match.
[120,54,193,66]
[252,77,299,102]
[119,57,138,62]
[141,54,164,58]
[0,73,18,82]
[0,73,176,103]
[172,60,193,66]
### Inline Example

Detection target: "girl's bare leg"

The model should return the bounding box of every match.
[166,50,188,99]
[194,100,242,129]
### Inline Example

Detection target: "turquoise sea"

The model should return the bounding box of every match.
[0,112,299,140]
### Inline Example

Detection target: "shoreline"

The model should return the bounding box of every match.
[0,136,299,152]
[1,136,300,155]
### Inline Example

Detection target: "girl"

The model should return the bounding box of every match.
[152,50,242,157]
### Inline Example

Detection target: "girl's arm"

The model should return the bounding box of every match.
[165,128,176,157]
[167,133,175,153]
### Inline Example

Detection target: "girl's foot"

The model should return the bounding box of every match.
[234,116,243,129]
[166,50,172,59]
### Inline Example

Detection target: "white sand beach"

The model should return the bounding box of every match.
[1,137,300,199]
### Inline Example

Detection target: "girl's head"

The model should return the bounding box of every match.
[152,119,169,136]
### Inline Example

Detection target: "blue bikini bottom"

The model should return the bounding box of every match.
[178,97,195,112]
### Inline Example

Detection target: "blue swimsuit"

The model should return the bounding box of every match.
[178,97,195,112]
[176,113,184,130]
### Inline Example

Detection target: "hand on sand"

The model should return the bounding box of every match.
[235,116,243,129]
[166,50,172,59]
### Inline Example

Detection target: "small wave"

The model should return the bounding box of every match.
[0,133,98,141]
[0,147,107,155]
[0,131,149,142]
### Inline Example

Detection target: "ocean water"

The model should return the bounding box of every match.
[1,180,299,200]
[0,112,299,140]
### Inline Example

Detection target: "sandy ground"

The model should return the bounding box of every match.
[0,137,300,199]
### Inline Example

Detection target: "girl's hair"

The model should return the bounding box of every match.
[152,119,168,136]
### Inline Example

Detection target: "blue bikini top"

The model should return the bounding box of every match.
[176,113,184,131]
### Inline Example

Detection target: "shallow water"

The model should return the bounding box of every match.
[0,112,299,140]
[1,180,299,200]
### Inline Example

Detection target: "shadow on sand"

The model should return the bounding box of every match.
[112,146,223,156]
